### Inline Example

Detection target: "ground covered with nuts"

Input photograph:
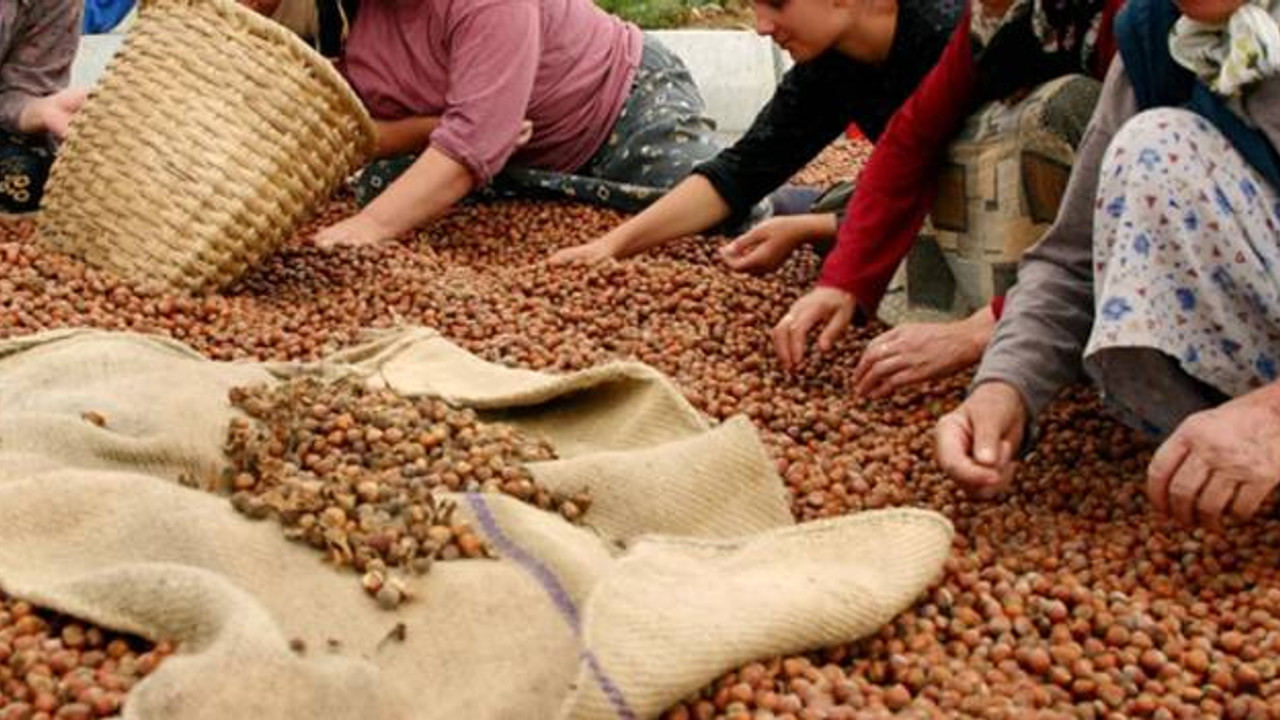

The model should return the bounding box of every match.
[3,137,1280,718]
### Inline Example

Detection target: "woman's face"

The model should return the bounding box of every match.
[1175,0,1247,23]
[753,0,848,62]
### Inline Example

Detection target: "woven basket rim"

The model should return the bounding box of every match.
[136,0,377,155]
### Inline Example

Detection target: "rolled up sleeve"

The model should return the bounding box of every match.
[973,60,1137,418]
[428,1,539,184]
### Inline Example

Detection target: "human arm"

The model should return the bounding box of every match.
[815,15,977,317]
[851,305,996,398]
[972,59,1136,419]
[695,54,863,223]
[426,1,540,185]
[319,1,539,246]
[373,116,441,159]
[0,0,83,136]
[373,117,532,160]
[720,213,837,274]
[938,59,1138,492]
[315,147,473,247]
[1146,382,1280,529]
[549,174,731,264]
[770,18,979,370]
[550,54,859,264]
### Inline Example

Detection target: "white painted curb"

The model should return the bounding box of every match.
[648,29,791,138]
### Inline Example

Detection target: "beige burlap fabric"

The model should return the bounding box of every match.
[0,329,953,720]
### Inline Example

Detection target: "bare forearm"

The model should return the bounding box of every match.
[361,147,474,236]
[601,175,732,258]
[798,212,838,242]
[373,116,441,159]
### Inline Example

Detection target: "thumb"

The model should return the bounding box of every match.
[47,113,72,141]
[816,300,851,351]
[971,411,1004,467]
[725,228,763,255]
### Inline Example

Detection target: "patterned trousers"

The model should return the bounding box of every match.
[1084,108,1280,437]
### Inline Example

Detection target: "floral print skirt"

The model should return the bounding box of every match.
[353,34,722,214]
[1084,107,1280,433]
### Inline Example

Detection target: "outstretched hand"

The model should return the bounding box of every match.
[935,382,1027,497]
[1147,388,1280,529]
[18,88,89,141]
[719,214,830,275]
[771,286,856,371]
[548,237,620,266]
[851,307,995,398]
[314,212,397,249]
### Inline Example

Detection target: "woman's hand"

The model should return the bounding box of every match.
[1147,386,1280,529]
[771,286,856,370]
[314,212,398,249]
[851,306,995,398]
[935,381,1027,496]
[719,213,835,274]
[17,88,89,141]
[548,236,622,266]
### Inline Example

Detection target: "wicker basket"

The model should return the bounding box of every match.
[37,0,376,293]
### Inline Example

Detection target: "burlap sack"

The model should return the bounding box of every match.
[0,328,953,719]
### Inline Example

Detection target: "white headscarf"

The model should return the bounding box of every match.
[1169,0,1280,96]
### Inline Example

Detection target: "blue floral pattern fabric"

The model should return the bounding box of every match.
[1084,108,1280,417]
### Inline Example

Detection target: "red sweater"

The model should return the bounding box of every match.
[817,3,1121,317]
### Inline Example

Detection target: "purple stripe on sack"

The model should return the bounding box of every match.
[465,493,637,720]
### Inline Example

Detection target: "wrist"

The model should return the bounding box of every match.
[599,229,634,259]
[972,380,1027,419]
[789,213,838,244]
[15,99,42,135]
[812,213,839,240]
[960,305,997,358]
[357,207,407,240]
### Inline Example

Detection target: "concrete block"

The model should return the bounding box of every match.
[648,29,789,137]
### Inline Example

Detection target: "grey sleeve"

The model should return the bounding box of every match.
[972,59,1139,419]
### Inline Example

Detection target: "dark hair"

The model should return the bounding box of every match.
[316,0,360,58]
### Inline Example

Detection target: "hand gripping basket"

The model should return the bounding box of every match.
[37,0,377,293]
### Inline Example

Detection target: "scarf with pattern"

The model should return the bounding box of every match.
[1169,0,1280,96]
